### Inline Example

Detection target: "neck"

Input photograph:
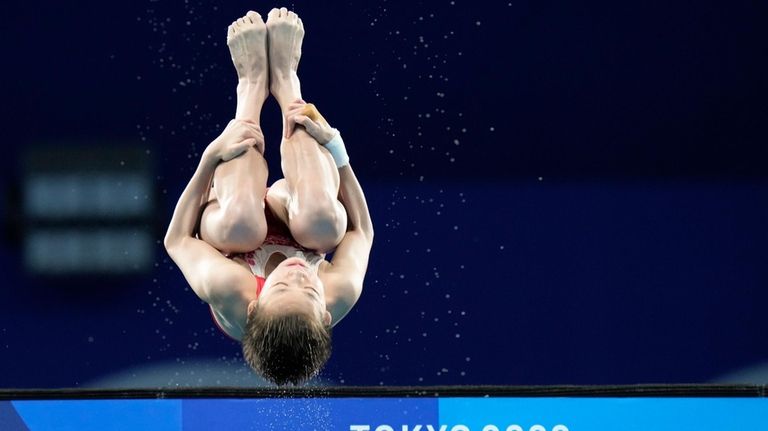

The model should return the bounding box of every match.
[264,252,288,278]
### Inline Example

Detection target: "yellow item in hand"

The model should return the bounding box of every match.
[300,103,329,128]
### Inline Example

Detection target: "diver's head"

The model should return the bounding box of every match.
[241,257,332,385]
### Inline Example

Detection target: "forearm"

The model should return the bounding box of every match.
[164,151,219,249]
[337,164,373,240]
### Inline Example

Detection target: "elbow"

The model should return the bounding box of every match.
[365,219,374,242]
[163,231,178,254]
[353,219,374,244]
[347,216,373,244]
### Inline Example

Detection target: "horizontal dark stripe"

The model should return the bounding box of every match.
[0,384,765,400]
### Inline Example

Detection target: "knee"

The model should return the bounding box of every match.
[216,204,267,252]
[290,201,347,253]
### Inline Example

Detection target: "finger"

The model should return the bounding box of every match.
[240,121,263,137]
[241,138,257,148]
[294,115,321,136]
[233,138,255,152]
[293,114,311,126]
[222,139,255,162]
[237,138,258,156]
[287,100,308,113]
[285,106,304,130]
[286,107,305,119]
[287,104,305,113]
[285,116,297,139]
[288,102,306,111]
[285,111,314,139]
[239,119,259,129]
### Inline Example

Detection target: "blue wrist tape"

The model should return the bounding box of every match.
[323,128,349,168]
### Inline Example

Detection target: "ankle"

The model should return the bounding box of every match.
[270,76,301,108]
[237,79,267,94]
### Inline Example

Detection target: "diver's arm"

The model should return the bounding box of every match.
[164,151,244,304]
[164,119,262,303]
[163,151,217,248]
[284,101,374,321]
[164,119,263,246]
[337,165,374,240]
[307,137,374,318]
[322,163,374,323]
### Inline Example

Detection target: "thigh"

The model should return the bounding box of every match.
[199,148,269,253]
[269,178,347,252]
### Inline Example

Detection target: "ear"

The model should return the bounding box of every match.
[247,300,259,315]
[322,310,332,326]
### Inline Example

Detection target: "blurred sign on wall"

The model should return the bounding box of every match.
[20,145,155,275]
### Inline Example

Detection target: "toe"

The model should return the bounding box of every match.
[227,24,235,41]
[246,10,262,23]
[288,11,297,21]
[280,7,288,17]
[237,17,247,26]
[267,7,280,21]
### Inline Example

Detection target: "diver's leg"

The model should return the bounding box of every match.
[266,8,346,252]
[200,11,270,253]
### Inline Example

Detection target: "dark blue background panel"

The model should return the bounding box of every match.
[0,182,766,387]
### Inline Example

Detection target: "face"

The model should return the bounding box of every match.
[249,257,331,325]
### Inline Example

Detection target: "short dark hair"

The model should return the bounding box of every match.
[241,305,332,385]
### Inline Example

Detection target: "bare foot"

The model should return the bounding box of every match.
[227,11,269,122]
[266,7,305,109]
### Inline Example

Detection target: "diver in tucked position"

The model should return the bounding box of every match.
[164,8,374,385]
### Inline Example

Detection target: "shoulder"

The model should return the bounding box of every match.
[209,304,245,341]
[204,261,257,307]
[317,229,373,325]
[206,262,256,339]
[167,237,255,305]
[318,260,363,326]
